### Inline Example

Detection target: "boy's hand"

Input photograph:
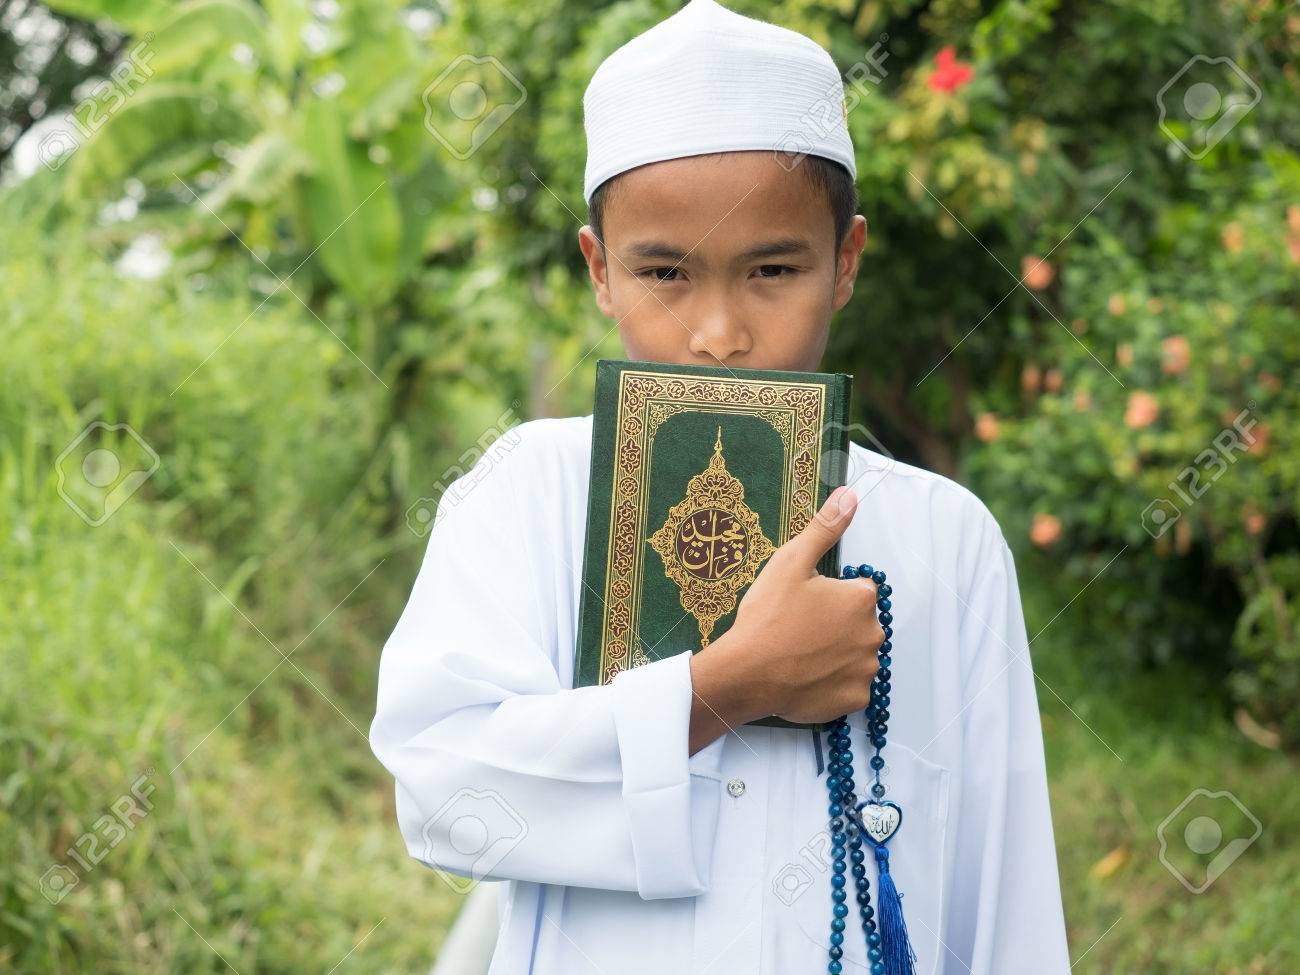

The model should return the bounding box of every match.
[688,486,881,750]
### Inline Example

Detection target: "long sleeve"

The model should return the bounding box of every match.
[943,531,1071,973]
[369,429,728,900]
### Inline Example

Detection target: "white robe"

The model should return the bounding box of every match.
[369,414,1071,974]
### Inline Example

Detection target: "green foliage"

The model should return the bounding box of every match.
[968,148,1300,740]
[0,217,467,972]
[3,0,1299,969]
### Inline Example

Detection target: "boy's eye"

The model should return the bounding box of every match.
[754,264,796,278]
[639,267,683,282]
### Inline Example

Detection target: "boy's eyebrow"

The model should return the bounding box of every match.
[736,237,815,261]
[623,237,815,264]
[625,241,692,263]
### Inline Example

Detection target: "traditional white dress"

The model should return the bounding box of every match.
[369,415,1071,974]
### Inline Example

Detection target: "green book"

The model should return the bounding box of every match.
[574,358,853,731]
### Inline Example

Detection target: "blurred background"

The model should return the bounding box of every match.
[2,0,1296,971]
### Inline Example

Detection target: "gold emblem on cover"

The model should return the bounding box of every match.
[647,427,776,649]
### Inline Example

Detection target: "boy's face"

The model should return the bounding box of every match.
[578,151,867,373]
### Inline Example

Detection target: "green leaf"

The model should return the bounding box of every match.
[42,0,170,31]
[298,98,402,306]
[145,0,271,79]
[203,131,312,211]
[64,84,255,197]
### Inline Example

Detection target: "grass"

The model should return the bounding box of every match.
[1026,582,1300,973]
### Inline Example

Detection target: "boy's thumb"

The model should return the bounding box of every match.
[783,486,856,571]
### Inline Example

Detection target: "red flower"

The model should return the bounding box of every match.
[928,46,975,94]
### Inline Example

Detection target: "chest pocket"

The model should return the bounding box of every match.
[783,720,952,974]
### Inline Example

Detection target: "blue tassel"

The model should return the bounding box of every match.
[874,845,916,975]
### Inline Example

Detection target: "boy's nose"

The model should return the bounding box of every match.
[684,301,752,364]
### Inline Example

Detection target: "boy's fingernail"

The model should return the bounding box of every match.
[825,486,844,512]
[836,487,856,514]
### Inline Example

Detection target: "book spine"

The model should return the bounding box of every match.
[573,361,615,690]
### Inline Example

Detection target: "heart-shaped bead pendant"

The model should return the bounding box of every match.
[853,799,902,846]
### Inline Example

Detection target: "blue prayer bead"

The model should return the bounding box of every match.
[868,932,881,948]
[852,863,865,879]
[878,667,891,680]
[858,563,874,577]
[842,566,859,579]
[851,847,865,864]
[829,961,842,974]
[829,803,842,816]
[872,735,886,748]
[841,777,854,792]
[879,583,892,597]
[872,783,885,798]
[833,903,848,919]
[877,598,892,612]
[831,874,845,889]
[869,947,882,962]
[856,890,870,905]
[870,755,885,769]
[831,931,844,946]
[832,888,846,903]
[877,708,890,722]
[879,642,891,655]
[882,625,893,638]
[871,570,886,584]
[878,611,893,626]
[833,858,846,872]
[832,918,845,933]
[827,775,841,791]
[871,962,885,975]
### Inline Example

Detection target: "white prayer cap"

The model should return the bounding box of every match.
[582,0,856,204]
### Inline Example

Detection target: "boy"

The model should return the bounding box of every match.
[370,1,1070,972]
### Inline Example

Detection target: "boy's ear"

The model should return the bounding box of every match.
[831,215,868,312]
[578,226,616,318]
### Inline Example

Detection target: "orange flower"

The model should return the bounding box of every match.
[1108,294,1127,316]
[1030,513,1062,547]
[1247,422,1270,455]
[1287,205,1300,233]
[1243,503,1267,536]
[974,412,1001,442]
[1116,343,1134,367]
[1073,389,1092,411]
[1044,368,1064,393]
[1288,234,1300,264]
[1071,318,1088,335]
[1221,222,1244,252]
[1124,391,1160,429]
[1160,335,1191,374]
[1021,364,1042,393]
[1021,255,1055,290]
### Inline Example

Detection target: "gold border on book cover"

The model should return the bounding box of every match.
[599,370,826,683]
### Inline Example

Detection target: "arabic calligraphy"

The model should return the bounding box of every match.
[647,426,777,648]
[675,508,747,580]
